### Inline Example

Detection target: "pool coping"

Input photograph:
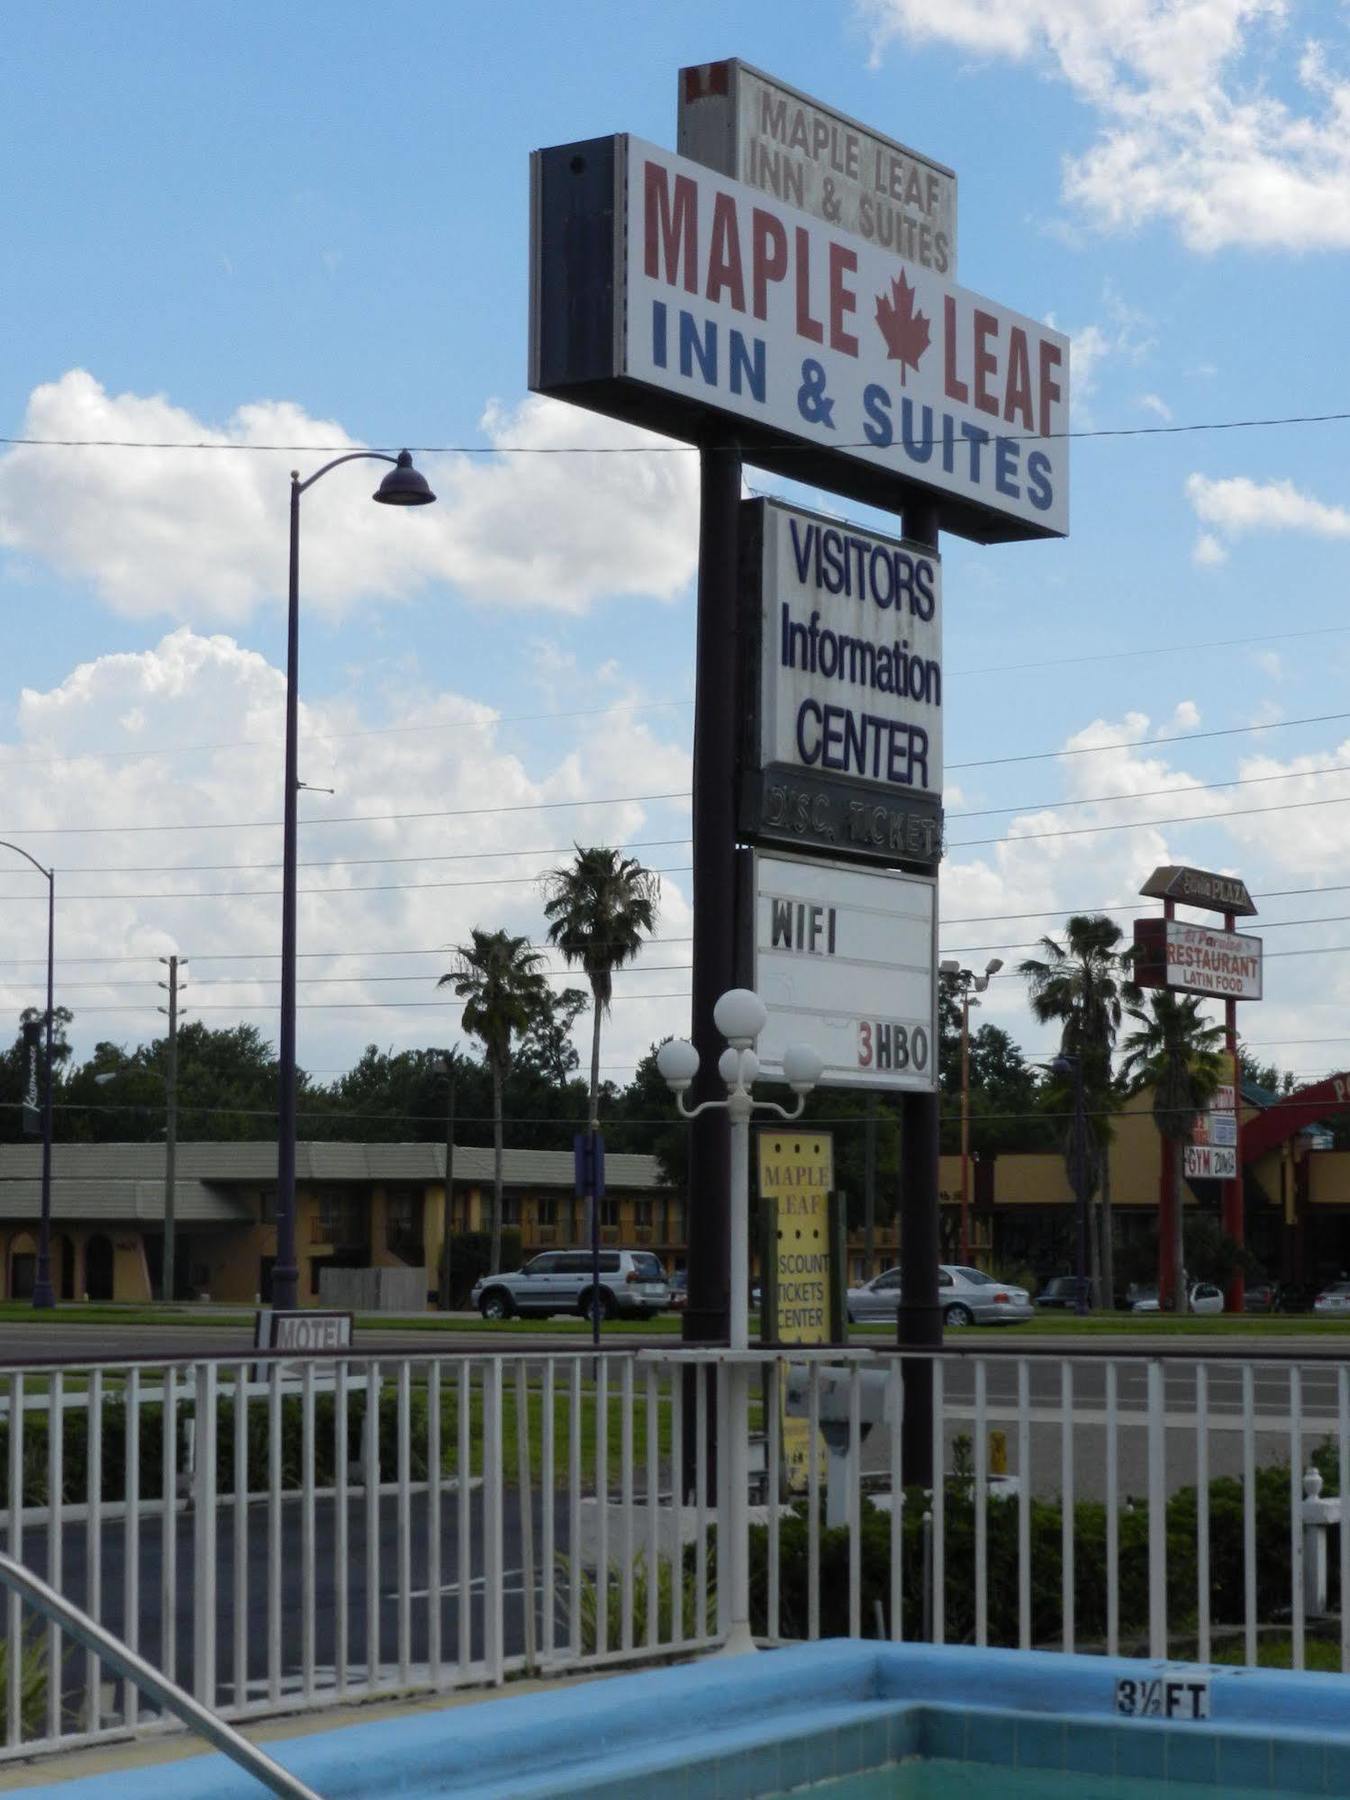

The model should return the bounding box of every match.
[19,1641,1350,1798]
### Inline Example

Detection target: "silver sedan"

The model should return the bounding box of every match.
[846,1263,1034,1327]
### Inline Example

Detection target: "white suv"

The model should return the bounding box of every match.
[472,1250,671,1321]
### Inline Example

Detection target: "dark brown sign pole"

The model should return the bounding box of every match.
[1223,905,1245,1313]
[897,498,941,1489]
[683,433,742,1495]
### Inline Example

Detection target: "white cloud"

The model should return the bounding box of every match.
[1138,393,1173,421]
[0,372,699,624]
[860,1,1350,252]
[1192,531,1229,566]
[1187,473,1350,540]
[0,630,693,1081]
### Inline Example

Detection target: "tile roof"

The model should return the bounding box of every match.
[0,1141,671,1197]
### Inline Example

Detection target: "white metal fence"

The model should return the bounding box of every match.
[1,1344,1346,1763]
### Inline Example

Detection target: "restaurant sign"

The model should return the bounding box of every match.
[1133,918,1263,1002]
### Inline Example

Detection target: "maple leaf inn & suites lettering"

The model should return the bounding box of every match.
[629,140,1068,538]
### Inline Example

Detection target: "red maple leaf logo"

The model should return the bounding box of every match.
[874,272,931,385]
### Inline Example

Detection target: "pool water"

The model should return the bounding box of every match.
[804,1761,1320,1800]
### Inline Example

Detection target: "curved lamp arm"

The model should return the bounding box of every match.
[0,839,52,882]
[293,449,399,497]
[672,1090,809,1123]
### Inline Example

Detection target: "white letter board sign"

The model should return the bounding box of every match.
[751,850,937,1093]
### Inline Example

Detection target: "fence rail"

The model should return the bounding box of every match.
[0,1344,1345,1764]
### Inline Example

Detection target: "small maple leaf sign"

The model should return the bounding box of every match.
[874,272,931,385]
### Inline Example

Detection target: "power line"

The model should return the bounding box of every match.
[947,708,1350,773]
[0,697,695,773]
[34,837,692,878]
[0,789,689,838]
[0,864,693,904]
[948,761,1350,822]
[948,789,1350,851]
[4,405,1349,453]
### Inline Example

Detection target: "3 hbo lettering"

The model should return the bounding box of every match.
[857,1020,929,1072]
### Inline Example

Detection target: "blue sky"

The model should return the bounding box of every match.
[2,1,1349,1087]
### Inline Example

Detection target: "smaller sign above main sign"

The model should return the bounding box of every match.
[1139,865,1256,917]
[678,60,958,276]
[1133,917,1263,1002]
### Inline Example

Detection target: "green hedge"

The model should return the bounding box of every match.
[748,1444,1338,1646]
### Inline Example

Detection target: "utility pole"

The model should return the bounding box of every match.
[438,1052,458,1312]
[863,1093,876,1281]
[157,956,184,1304]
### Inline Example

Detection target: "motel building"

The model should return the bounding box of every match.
[929,1071,1350,1295]
[2,1070,1347,1306]
[0,1141,680,1305]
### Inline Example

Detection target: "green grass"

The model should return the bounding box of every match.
[1209,1635,1344,1671]
[4,1301,1347,1339]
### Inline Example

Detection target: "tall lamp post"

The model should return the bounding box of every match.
[435,1051,460,1312]
[272,450,436,1313]
[938,958,1003,1265]
[657,989,823,1656]
[0,841,56,1310]
[1049,1051,1090,1317]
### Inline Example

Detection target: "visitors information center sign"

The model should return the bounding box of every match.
[751,850,937,1092]
[741,498,942,867]
[529,135,1069,541]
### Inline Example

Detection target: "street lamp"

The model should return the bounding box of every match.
[658,989,824,1655]
[0,842,55,1310]
[939,958,1003,1265]
[434,1051,460,1313]
[273,450,436,1312]
[1049,1051,1090,1317]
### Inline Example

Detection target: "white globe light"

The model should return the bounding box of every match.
[781,1042,825,1094]
[656,1037,700,1092]
[714,987,768,1048]
[719,1045,758,1088]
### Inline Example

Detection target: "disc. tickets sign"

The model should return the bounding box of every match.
[758,1129,844,1490]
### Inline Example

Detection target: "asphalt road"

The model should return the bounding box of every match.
[2,1317,1349,1362]
[19,1485,560,1712]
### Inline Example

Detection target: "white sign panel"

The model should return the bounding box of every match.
[679,60,957,276]
[1162,921,1263,1001]
[752,851,936,1092]
[1184,1145,1238,1181]
[756,499,942,801]
[622,138,1069,538]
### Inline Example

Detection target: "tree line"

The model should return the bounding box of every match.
[0,882,1300,1298]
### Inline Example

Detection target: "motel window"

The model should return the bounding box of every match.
[386,1192,423,1265]
[600,1199,619,1229]
[499,1195,520,1226]
[317,1190,365,1249]
[634,1199,653,1229]
[537,1198,557,1227]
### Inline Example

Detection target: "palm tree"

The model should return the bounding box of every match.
[1018,915,1139,1308]
[1120,990,1225,1311]
[438,929,548,1274]
[543,847,660,1133]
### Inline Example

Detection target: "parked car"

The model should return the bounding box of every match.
[845,1264,1032,1327]
[1131,1283,1223,1315]
[1035,1275,1089,1311]
[472,1249,671,1321]
[1244,1281,1280,1314]
[1314,1281,1350,1316]
[668,1270,688,1310]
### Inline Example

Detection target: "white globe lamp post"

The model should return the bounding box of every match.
[658,991,823,1655]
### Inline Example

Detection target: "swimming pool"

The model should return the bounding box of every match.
[26,1640,1350,1798]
